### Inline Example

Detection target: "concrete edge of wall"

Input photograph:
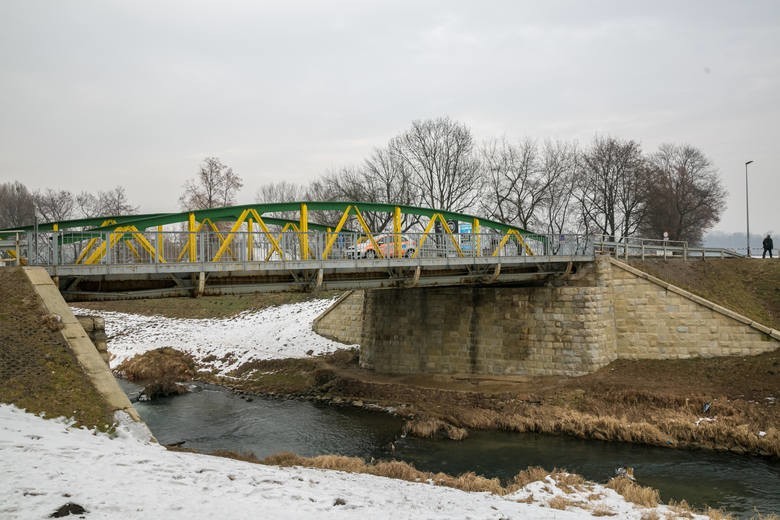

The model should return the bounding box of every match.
[608,258,780,342]
[22,267,142,423]
[312,290,355,329]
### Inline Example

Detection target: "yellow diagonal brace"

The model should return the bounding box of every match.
[206,220,238,261]
[84,228,127,264]
[76,219,117,264]
[267,222,299,261]
[76,237,100,264]
[131,230,165,262]
[413,216,439,258]
[212,210,250,261]
[246,209,285,260]
[438,214,464,257]
[492,229,533,256]
[124,239,142,260]
[413,213,463,258]
[322,206,355,259]
[352,207,383,258]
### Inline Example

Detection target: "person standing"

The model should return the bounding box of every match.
[763,234,774,258]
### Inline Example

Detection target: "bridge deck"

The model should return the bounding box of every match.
[51,255,594,300]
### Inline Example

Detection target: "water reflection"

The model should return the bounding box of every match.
[122,381,780,517]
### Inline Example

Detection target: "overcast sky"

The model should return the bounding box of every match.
[1,1,777,235]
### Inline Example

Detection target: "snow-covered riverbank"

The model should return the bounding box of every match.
[0,403,707,519]
[77,298,352,373]
[0,300,715,518]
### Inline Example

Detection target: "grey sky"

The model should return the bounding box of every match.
[1,1,777,234]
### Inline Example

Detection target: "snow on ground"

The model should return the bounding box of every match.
[72,298,353,374]
[0,404,707,519]
[27,300,714,518]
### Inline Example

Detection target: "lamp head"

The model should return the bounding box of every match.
[746,160,754,165]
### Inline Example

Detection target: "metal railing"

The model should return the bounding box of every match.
[0,230,25,266]
[1,230,598,267]
[1,229,749,269]
[595,236,744,260]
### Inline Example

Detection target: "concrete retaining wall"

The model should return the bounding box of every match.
[313,256,780,376]
[23,267,141,421]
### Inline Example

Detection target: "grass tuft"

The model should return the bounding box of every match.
[606,476,660,507]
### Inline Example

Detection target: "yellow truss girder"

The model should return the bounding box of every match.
[492,229,533,257]
[211,209,285,261]
[321,205,382,259]
[75,219,117,264]
[82,225,164,265]
[176,218,240,262]
[412,213,464,259]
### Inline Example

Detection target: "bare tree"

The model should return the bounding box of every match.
[179,157,243,210]
[535,140,581,247]
[361,146,421,231]
[0,181,36,228]
[391,117,481,213]
[255,181,306,205]
[480,137,547,230]
[306,166,391,230]
[576,136,647,242]
[76,186,139,219]
[640,143,726,245]
[33,189,76,223]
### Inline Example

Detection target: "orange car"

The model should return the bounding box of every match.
[347,234,417,258]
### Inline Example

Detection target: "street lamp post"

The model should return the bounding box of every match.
[745,160,754,257]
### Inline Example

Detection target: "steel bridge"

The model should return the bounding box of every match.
[1,201,735,300]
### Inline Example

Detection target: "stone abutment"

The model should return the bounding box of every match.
[314,257,780,376]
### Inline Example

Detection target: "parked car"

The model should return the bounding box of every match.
[346,234,416,258]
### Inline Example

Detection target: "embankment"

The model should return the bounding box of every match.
[0,267,140,428]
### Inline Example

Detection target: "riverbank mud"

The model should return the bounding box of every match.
[126,345,779,458]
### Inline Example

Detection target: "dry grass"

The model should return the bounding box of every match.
[210,450,262,463]
[443,472,503,494]
[606,476,660,507]
[490,400,780,458]
[591,504,617,516]
[115,347,197,399]
[548,495,581,510]
[258,452,557,496]
[550,469,586,493]
[704,508,734,520]
[116,347,196,382]
[403,417,468,440]
[640,512,660,520]
[666,499,695,518]
[508,466,549,489]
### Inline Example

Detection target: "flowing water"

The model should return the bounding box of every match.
[121,381,780,517]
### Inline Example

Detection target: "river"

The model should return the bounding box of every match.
[120,381,780,517]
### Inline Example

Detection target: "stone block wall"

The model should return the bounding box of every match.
[75,315,110,365]
[359,281,617,376]
[313,256,780,376]
[609,259,780,359]
[312,291,364,346]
